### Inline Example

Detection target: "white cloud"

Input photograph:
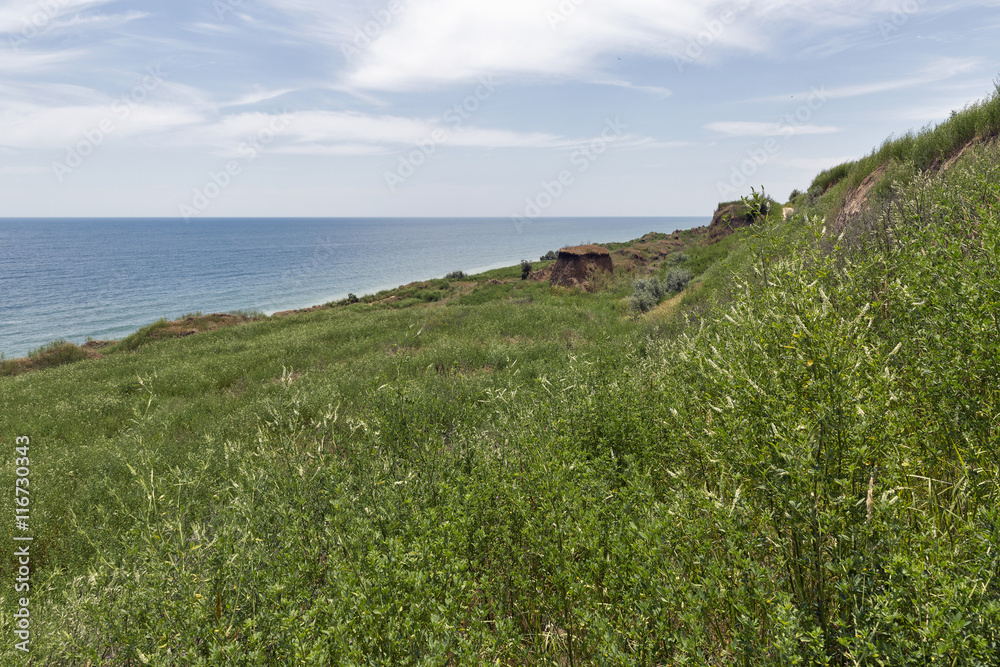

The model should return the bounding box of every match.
[2,106,205,151]
[1,2,144,73]
[262,0,762,91]
[705,121,839,137]
[592,79,673,98]
[1,48,88,72]
[0,75,215,153]
[258,0,1000,92]
[187,110,574,156]
[48,10,148,31]
[250,0,364,44]
[0,77,599,156]
[0,0,117,34]
[222,87,298,108]
[759,57,985,103]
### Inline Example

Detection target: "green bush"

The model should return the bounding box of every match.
[629,268,692,312]
[662,267,692,293]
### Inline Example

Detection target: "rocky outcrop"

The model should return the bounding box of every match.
[549,245,613,288]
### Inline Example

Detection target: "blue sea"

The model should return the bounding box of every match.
[0,217,706,359]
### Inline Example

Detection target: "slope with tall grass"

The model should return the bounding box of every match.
[798,80,1000,222]
[2,89,999,665]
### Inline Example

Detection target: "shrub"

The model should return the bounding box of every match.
[540,250,558,261]
[629,269,691,313]
[520,260,532,280]
[629,279,662,312]
[347,293,359,304]
[662,267,692,293]
[444,271,467,280]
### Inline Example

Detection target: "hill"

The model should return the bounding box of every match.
[2,84,999,664]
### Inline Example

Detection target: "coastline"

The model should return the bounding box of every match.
[1,220,708,371]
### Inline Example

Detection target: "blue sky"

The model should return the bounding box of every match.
[1,0,999,218]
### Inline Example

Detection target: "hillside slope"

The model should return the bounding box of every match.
[2,90,999,665]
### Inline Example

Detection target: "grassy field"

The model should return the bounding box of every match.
[2,90,1000,665]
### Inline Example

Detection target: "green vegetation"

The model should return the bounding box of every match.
[0,340,93,377]
[807,162,853,201]
[629,268,693,312]
[804,79,1000,219]
[3,91,1000,665]
[716,190,783,226]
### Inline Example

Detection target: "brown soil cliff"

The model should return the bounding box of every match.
[549,245,613,288]
[708,202,754,242]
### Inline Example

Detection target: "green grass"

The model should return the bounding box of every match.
[3,93,1000,665]
[806,161,853,199]
[805,80,1000,220]
[0,340,94,377]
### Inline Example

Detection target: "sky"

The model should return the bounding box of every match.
[1,0,999,219]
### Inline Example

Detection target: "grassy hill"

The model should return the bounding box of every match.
[2,85,999,665]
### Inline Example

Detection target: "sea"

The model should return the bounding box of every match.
[0,217,707,359]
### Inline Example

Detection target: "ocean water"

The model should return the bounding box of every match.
[0,217,706,359]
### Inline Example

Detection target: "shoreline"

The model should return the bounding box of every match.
[0,216,707,360]
[1,223,707,371]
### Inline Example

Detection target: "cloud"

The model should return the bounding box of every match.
[0,77,206,151]
[2,2,146,74]
[0,72,604,157]
[705,121,839,137]
[1,47,89,72]
[592,79,673,98]
[757,57,985,103]
[184,109,575,157]
[0,0,118,35]
[0,103,204,151]
[47,10,149,31]
[262,0,761,91]
[258,0,1000,92]
[222,87,299,109]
